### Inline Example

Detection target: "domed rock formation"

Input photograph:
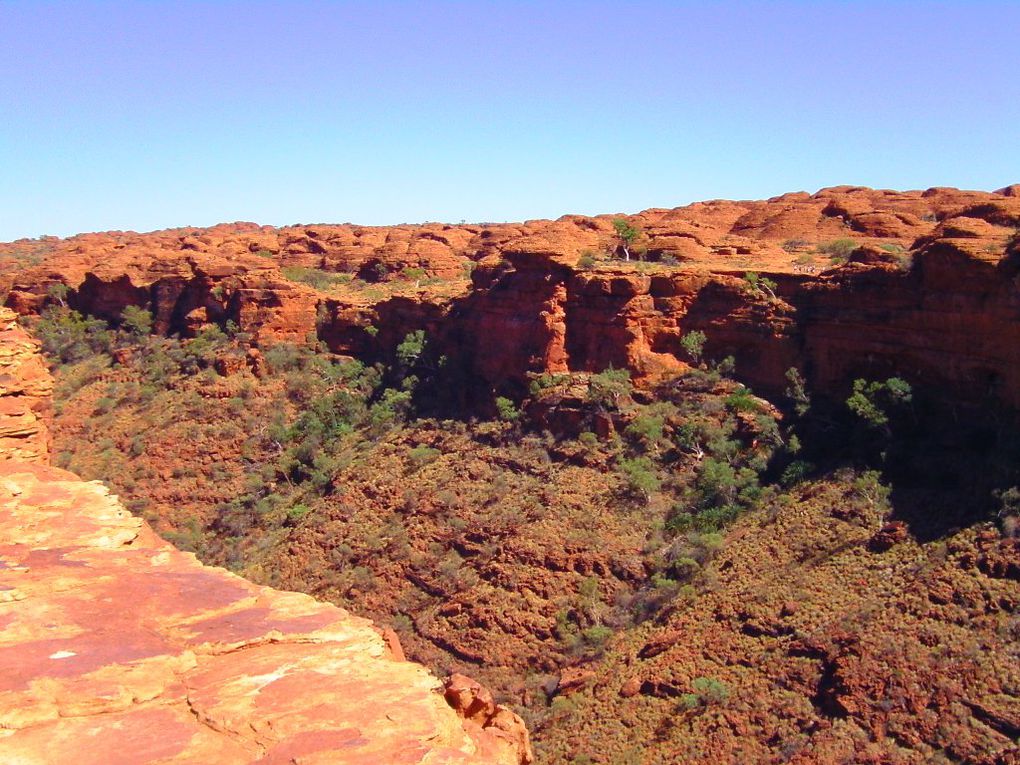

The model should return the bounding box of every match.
[5,186,1018,410]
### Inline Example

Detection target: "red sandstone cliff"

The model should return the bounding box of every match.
[0,308,52,464]
[0,312,531,764]
[4,186,1018,411]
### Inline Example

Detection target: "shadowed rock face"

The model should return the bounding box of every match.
[0,316,531,765]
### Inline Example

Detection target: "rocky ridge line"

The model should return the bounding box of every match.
[4,186,1019,411]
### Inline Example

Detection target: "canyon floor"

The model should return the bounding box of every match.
[3,185,1019,764]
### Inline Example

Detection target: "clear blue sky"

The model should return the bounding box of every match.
[1,1,1017,241]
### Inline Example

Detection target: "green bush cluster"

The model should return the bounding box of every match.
[587,367,632,410]
[680,330,706,365]
[280,266,349,291]
[33,305,113,364]
[817,238,859,263]
[680,676,731,710]
[847,377,912,429]
[664,388,782,534]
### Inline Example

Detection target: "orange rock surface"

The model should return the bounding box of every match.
[0,316,530,764]
[4,185,1018,410]
[0,308,52,464]
[3,186,1019,764]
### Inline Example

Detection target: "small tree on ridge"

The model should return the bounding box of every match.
[612,218,640,261]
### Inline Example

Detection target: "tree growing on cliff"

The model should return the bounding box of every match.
[680,330,707,366]
[743,272,778,300]
[120,305,153,338]
[46,282,68,307]
[396,330,426,372]
[785,367,811,416]
[847,377,912,431]
[612,218,641,261]
[495,396,521,424]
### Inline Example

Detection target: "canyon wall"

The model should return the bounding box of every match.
[0,310,531,765]
[3,185,1019,406]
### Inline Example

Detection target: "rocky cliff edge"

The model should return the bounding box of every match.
[0,307,530,765]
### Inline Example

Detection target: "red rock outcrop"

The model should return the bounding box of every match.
[3,185,1019,405]
[0,186,1015,408]
[0,308,52,463]
[0,315,530,764]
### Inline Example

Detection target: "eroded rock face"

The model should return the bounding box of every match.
[0,315,530,764]
[0,307,52,464]
[5,186,1018,410]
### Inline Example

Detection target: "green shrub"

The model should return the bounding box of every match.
[402,266,426,285]
[179,325,229,374]
[47,282,69,305]
[818,238,859,262]
[785,367,810,416]
[396,330,426,370]
[369,388,412,428]
[281,266,346,291]
[285,504,312,524]
[94,397,117,415]
[846,377,912,429]
[697,459,738,505]
[849,470,891,507]
[743,271,777,298]
[34,306,113,365]
[680,330,706,365]
[625,413,665,451]
[529,372,569,395]
[617,456,661,500]
[580,625,614,649]
[120,305,153,337]
[495,396,521,423]
[587,368,632,410]
[691,676,730,705]
[407,445,440,469]
[724,385,760,413]
[781,460,814,486]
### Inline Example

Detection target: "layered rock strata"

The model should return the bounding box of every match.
[0,308,52,464]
